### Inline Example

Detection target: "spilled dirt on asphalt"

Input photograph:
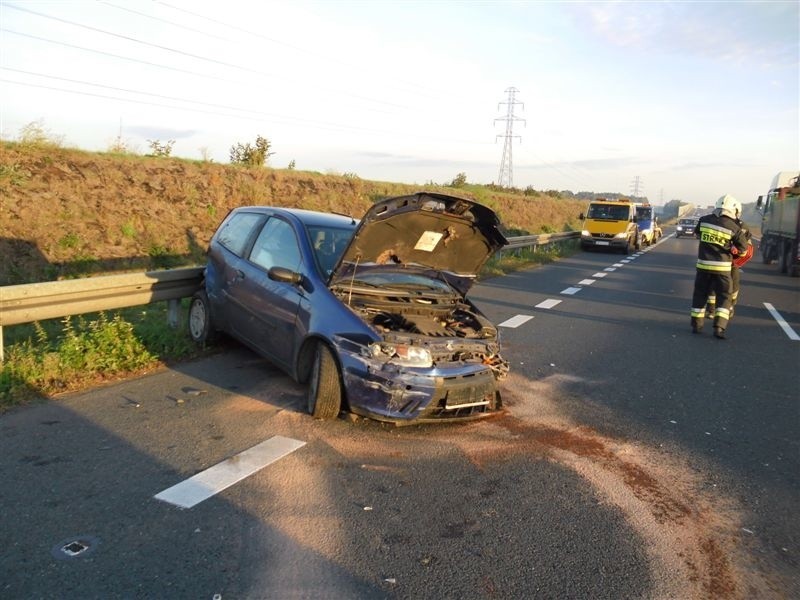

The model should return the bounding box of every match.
[441,371,777,600]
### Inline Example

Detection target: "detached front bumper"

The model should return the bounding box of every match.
[337,344,504,424]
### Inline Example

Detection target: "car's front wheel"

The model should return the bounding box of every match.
[188,289,217,345]
[307,343,342,419]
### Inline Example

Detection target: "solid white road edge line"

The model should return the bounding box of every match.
[764,303,800,341]
[154,436,307,509]
[498,314,534,328]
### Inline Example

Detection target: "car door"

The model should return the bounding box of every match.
[228,216,305,370]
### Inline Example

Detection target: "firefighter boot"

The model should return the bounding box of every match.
[713,326,726,340]
[691,317,703,334]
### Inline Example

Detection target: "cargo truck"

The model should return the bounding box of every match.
[756,171,800,277]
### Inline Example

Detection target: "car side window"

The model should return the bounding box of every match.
[217,212,265,257]
[249,217,302,272]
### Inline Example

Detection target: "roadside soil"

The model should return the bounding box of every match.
[0,142,584,285]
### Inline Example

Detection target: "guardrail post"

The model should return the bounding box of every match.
[0,325,4,364]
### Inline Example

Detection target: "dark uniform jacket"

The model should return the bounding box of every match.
[696,211,749,273]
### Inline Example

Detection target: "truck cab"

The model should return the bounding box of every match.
[580,199,640,254]
[635,203,660,246]
[756,171,800,276]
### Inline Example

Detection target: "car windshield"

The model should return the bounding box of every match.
[636,207,653,219]
[680,219,695,225]
[306,225,356,276]
[587,204,630,220]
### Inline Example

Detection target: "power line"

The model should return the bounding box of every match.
[494,87,525,188]
[0,76,492,146]
[3,3,409,110]
[1,29,242,87]
[153,0,447,100]
[100,1,235,44]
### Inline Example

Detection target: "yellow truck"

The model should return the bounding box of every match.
[579,198,641,254]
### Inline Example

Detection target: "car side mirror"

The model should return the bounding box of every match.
[579,212,585,220]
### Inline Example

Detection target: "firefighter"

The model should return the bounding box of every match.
[705,221,753,320]
[690,194,749,339]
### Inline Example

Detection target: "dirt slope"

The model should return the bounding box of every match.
[0,142,584,285]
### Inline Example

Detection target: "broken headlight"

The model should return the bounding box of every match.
[369,342,433,368]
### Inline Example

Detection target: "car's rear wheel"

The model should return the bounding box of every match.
[188,289,217,345]
[307,343,342,419]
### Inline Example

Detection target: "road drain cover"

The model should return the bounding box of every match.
[51,535,100,560]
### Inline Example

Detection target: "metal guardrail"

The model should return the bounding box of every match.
[0,232,577,363]
[501,231,580,251]
[0,267,204,362]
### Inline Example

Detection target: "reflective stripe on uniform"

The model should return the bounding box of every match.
[698,222,733,237]
[691,307,706,318]
[698,222,734,247]
[715,307,731,319]
[696,259,732,272]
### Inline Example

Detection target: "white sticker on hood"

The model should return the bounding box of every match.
[414,231,443,252]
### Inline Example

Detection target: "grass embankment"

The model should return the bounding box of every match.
[0,141,583,409]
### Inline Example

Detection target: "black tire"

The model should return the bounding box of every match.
[307,343,342,419]
[621,238,632,254]
[188,289,217,345]
[761,239,773,264]
[779,240,790,274]
[634,233,641,251]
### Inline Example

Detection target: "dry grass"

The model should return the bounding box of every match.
[0,141,585,285]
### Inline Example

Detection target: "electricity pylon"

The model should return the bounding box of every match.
[495,87,525,188]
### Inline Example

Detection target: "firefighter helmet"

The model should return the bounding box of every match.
[715,194,741,218]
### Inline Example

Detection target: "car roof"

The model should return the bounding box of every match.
[234,206,358,228]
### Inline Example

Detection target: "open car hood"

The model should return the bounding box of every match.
[330,192,508,295]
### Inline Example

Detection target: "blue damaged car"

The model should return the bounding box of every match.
[188,192,509,424]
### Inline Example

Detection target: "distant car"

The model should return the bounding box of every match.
[676,217,699,238]
[188,192,510,424]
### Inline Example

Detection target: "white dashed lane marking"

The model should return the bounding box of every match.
[536,299,562,309]
[498,242,653,330]
[499,314,534,328]
[154,436,306,509]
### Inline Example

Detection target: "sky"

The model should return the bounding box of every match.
[1,0,798,205]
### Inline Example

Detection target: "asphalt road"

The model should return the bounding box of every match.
[1,231,798,599]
